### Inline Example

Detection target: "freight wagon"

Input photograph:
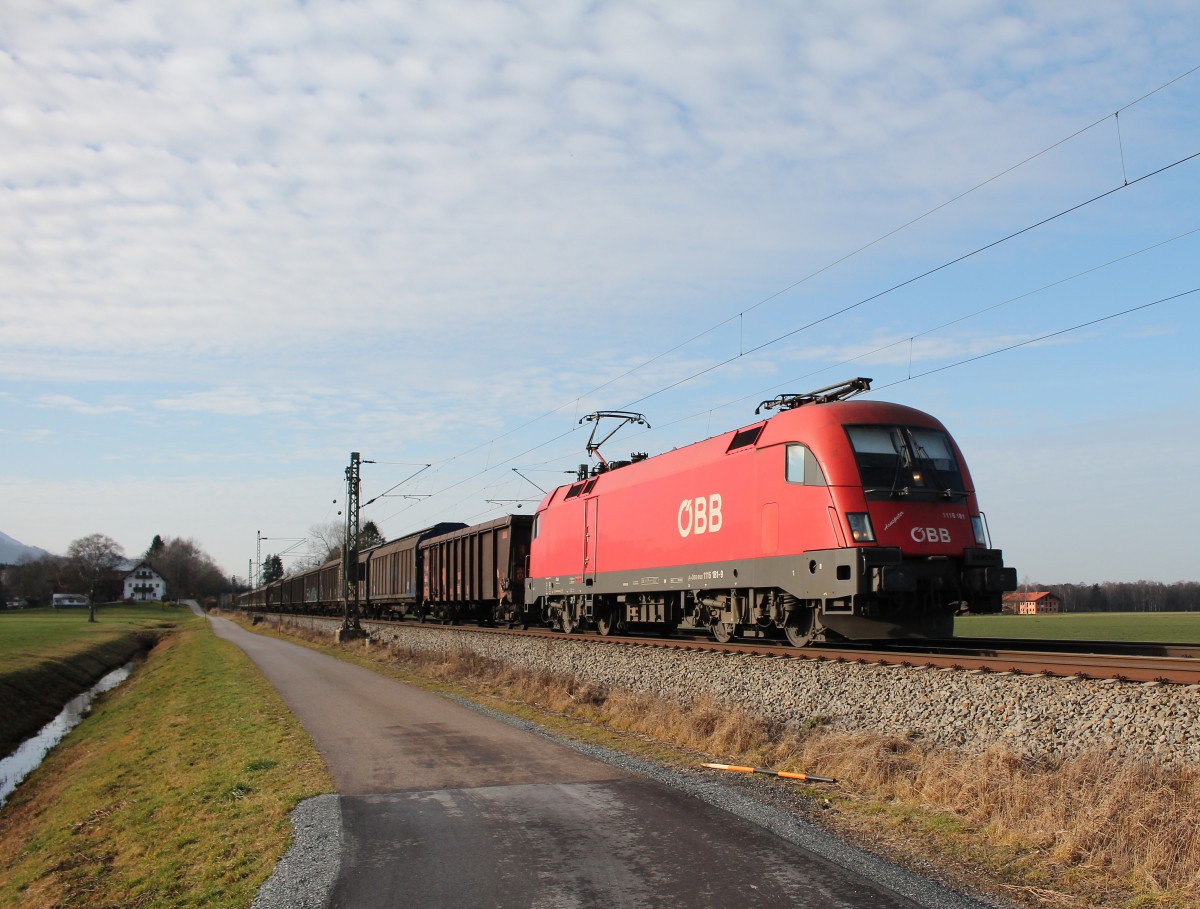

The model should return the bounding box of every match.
[421,515,534,625]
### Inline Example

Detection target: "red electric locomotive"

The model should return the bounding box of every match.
[525,379,1016,644]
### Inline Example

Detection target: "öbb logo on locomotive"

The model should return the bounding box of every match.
[239,378,1018,647]
[910,526,952,543]
[677,494,724,538]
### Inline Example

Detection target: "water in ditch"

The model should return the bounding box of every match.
[0,660,137,808]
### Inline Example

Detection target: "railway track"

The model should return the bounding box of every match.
[265,612,1200,686]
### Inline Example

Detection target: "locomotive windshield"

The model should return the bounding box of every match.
[846,425,966,501]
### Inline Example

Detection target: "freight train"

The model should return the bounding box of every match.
[238,379,1016,644]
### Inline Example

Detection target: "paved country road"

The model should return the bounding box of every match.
[210,616,1003,909]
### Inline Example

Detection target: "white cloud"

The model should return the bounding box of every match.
[35,393,133,415]
[153,387,308,417]
[1,0,1197,581]
[0,426,54,443]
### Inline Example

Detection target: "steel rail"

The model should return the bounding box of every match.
[257,611,1200,685]
[498,628,1200,684]
[903,637,1200,661]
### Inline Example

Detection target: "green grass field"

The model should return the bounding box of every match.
[955,610,1200,642]
[0,616,333,908]
[0,604,186,673]
[0,604,193,755]
[1,604,196,753]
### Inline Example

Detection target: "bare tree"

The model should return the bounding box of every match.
[155,536,228,600]
[298,519,386,571]
[300,520,344,570]
[5,554,67,606]
[1021,580,1200,612]
[66,533,126,622]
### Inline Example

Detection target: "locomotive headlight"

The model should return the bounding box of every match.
[846,512,876,543]
[971,515,988,546]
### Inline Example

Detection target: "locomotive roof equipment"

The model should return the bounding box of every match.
[578,410,651,478]
[756,377,873,414]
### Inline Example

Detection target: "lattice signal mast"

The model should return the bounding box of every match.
[342,451,362,633]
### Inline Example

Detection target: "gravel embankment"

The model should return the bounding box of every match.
[274,614,1200,766]
[250,794,342,909]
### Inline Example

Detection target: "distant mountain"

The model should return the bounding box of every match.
[0,531,52,565]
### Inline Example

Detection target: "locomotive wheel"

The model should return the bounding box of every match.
[711,622,738,644]
[560,609,580,634]
[784,622,816,647]
[595,611,619,636]
[783,608,817,647]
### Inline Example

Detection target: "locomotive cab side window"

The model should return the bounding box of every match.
[785,444,827,486]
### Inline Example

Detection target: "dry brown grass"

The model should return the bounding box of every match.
[265,618,1200,909]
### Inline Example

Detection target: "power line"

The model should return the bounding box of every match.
[393,64,1200,481]
[620,145,1200,411]
[441,209,1200,513]
[373,69,1200,528]
[397,202,1199,528]
[510,278,1200,486]
[875,287,1200,389]
[640,223,1200,433]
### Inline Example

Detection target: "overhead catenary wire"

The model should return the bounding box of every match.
[444,219,1200,507]
[873,286,1200,391]
[635,224,1200,436]
[386,64,1200,484]
[490,282,1198,511]
[535,65,1200,412]
[362,464,432,507]
[619,145,1200,412]
[369,69,1200,529]
[391,271,1199,529]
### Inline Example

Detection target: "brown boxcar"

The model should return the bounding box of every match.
[293,558,342,613]
[282,572,306,610]
[359,522,467,619]
[238,558,340,614]
[420,515,535,625]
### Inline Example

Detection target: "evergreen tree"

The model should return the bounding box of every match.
[358,521,385,550]
[261,554,285,585]
[146,534,165,561]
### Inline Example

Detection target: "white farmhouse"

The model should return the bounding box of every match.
[123,561,167,601]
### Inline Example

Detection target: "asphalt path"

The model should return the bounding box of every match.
[211,617,995,909]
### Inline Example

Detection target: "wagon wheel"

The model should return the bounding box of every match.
[711,622,739,644]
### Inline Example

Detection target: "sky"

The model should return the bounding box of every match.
[1,0,1198,586]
